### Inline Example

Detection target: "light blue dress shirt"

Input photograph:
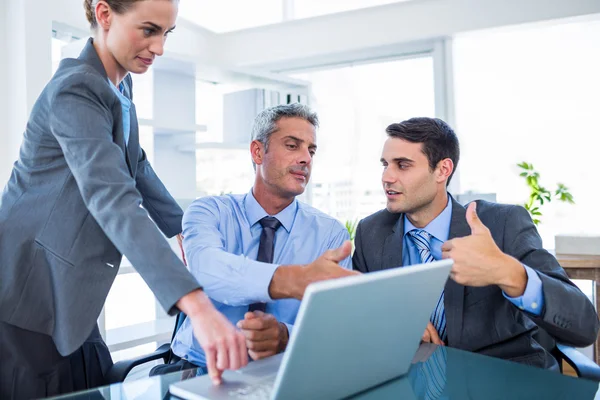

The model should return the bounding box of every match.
[402,194,544,316]
[172,190,351,366]
[108,80,131,145]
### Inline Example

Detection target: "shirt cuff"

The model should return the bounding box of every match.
[246,259,280,303]
[282,323,294,351]
[503,265,544,316]
[283,322,294,338]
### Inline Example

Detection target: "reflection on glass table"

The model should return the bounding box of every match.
[49,344,600,400]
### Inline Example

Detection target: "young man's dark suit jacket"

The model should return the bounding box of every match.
[352,198,599,369]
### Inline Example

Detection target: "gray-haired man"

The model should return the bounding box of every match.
[153,104,357,375]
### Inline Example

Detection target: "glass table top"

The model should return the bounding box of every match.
[49,344,600,400]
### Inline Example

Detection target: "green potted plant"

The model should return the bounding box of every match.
[517,162,574,225]
[345,219,358,242]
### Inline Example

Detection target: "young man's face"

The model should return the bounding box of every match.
[254,117,317,199]
[380,137,440,214]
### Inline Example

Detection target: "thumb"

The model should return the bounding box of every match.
[325,240,352,263]
[466,202,487,235]
[244,311,260,320]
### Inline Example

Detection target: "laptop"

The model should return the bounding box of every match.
[170,259,453,400]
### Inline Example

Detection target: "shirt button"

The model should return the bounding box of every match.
[531,302,538,310]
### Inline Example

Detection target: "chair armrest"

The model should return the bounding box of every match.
[105,343,172,384]
[557,344,600,381]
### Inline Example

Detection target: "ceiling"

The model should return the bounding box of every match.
[178,0,409,33]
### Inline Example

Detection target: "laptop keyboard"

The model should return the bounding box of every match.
[227,380,274,400]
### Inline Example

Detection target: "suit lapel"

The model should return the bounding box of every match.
[445,197,471,347]
[382,215,404,270]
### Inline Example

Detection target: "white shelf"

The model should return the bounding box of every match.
[117,265,136,276]
[106,318,174,352]
[138,118,207,134]
[195,142,249,150]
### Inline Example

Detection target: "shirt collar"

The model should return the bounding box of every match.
[108,79,131,108]
[244,189,297,233]
[404,193,453,242]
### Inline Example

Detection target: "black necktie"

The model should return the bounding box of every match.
[249,216,282,312]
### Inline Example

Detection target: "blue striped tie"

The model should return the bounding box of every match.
[410,346,448,400]
[408,229,447,342]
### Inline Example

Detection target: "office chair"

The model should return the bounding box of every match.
[104,311,187,384]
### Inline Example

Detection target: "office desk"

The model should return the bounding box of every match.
[49,344,599,400]
[556,253,600,364]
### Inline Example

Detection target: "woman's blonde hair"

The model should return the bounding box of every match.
[84,0,170,29]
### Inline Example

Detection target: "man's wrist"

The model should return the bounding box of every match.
[269,265,304,300]
[176,289,211,318]
[497,255,528,297]
[277,322,289,353]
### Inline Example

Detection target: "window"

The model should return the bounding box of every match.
[196,146,255,196]
[104,273,157,331]
[453,19,600,247]
[290,56,436,222]
[139,125,155,164]
[51,37,68,74]
[196,80,226,143]
[131,70,154,120]
[195,80,256,195]
[51,27,85,74]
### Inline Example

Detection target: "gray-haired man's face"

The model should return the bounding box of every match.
[253,117,317,199]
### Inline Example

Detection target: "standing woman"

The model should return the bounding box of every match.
[0,1,247,397]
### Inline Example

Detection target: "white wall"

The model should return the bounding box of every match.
[160,19,219,65]
[152,69,197,201]
[49,0,88,34]
[216,0,600,70]
[0,0,52,186]
[0,0,8,185]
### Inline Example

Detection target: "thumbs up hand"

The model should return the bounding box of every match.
[442,202,527,296]
[464,201,489,236]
